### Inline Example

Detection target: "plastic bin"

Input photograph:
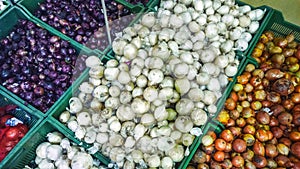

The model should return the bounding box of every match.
[1,117,110,169]
[17,0,145,54]
[49,68,212,168]
[0,6,101,114]
[0,87,43,168]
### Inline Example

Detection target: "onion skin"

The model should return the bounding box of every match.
[232,139,247,153]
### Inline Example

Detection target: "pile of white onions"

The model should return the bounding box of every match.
[59,0,266,168]
[25,132,109,169]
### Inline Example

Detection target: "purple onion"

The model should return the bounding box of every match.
[0,20,87,113]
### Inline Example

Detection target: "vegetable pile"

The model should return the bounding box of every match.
[56,0,267,168]
[25,131,108,169]
[188,32,300,168]
[0,105,29,162]
[34,0,136,50]
[0,20,87,112]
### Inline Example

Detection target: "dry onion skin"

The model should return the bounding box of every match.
[60,0,267,168]
[189,32,300,169]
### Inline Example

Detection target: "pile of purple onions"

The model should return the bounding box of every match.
[35,0,139,50]
[0,19,87,113]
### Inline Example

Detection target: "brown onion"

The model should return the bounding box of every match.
[265,68,285,80]
[282,99,295,110]
[243,125,256,135]
[215,139,226,151]
[291,142,300,159]
[292,93,300,104]
[197,163,209,169]
[231,155,244,168]
[293,112,300,126]
[253,155,267,168]
[232,139,247,153]
[192,150,207,163]
[220,129,234,143]
[253,140,265,156]
[265,143,278,158]
[271,126,283,138]
[269,116,279,126]
[243,134,255,146]
[242,149,254,161]
[255,129,269,142]
[270,104,285,117]
[266,91,281,103]
[275,155,291,167]
[290,131,300,141]
[256,111,270,125]
[278,112,293,125]
[213,151,225,162]
[272,78,294,96]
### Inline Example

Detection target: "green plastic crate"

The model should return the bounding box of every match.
[246,9,300,60]
[1,117,109,169]
[47,70,112,166]
[213,57,259,121]
[49,56,246,168]
[17,0,145,54]
[234,0,274,57]
[0,87,43,168]
[0,6,102,115]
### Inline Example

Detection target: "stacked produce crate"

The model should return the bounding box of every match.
[0,0,299,168]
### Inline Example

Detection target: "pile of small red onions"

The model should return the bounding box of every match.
[188,32,300,169]
[0,19,87,112]
[35,0,138,50]
[0,105,29,162]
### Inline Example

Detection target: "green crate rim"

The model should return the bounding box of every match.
[0,87,43,168]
